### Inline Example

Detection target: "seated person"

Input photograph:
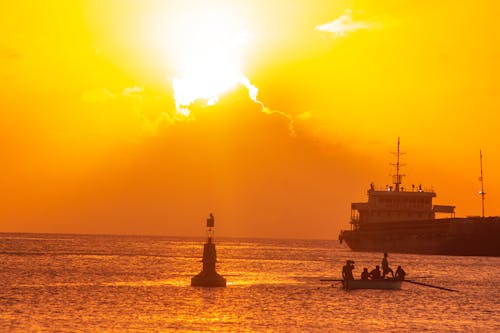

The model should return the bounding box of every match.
[369,265,382,280]
[361,268,369,280]
[394,265,406,280]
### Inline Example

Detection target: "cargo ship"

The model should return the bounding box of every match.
[339,139,500,256]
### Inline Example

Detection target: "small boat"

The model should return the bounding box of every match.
[343,279,402,290]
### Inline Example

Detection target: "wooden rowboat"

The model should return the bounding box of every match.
[343,279,402,290]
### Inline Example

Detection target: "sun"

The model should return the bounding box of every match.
[172,24,252,115]
[146,4,257,115]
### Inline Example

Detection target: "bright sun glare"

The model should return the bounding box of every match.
[154,6,258,115]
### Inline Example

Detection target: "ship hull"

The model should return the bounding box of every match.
[343,279,402,290]
[340,217,500,256]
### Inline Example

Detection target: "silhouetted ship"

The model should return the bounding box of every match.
[339,139,500,257]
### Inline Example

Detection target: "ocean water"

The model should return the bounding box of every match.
[0,233,499,332]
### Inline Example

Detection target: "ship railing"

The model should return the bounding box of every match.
[368,185,435,193]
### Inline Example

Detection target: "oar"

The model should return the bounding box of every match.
[405,280,458,292]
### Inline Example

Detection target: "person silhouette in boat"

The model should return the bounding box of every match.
[369,265,382,280]
[394,265,406,280]
[342,260,355,281]
[361,267,369,280]
[381,252,394,278]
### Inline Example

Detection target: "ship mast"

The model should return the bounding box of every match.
[391,137,405,192]
[479,150,485,219]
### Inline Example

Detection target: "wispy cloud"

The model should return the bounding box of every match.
[82,86,176,136]
[315,9,381,37]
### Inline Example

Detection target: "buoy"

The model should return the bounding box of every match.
[191,213,227,287]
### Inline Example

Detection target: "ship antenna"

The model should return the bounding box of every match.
[479,150,486,219]
[391,137,405,192]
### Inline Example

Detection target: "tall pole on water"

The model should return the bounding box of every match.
[479,150,485,219]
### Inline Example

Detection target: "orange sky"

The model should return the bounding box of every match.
[1,1,500,238]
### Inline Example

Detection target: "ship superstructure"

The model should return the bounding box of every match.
[349,138,454,230]
[339,139,500,256]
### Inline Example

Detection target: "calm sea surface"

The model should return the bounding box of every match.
[0,233,499,332]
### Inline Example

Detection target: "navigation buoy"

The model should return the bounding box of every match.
[191,213,226,287]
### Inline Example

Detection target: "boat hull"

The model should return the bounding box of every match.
[343,279,402,290]
[340,217,500,256]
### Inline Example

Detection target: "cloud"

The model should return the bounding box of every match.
[315,9,381,37]
[81,76,300,145]
[122,86,143,97]
[261,105,296,137]
[69,84,356,238]
[192,81,297,137]
[9,76,361,239]
[81,86,179,137]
